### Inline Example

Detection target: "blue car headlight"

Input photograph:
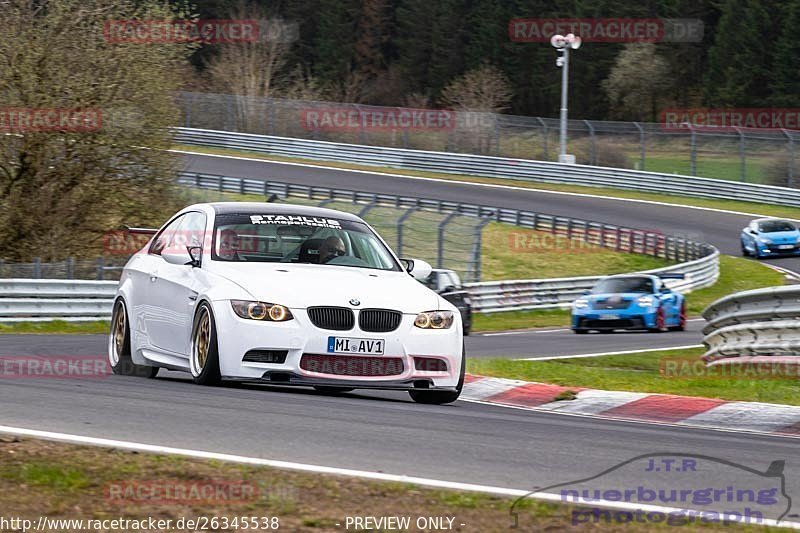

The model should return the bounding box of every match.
[637,295,655,307]
[758,237,773,245]
[573,298,589,310]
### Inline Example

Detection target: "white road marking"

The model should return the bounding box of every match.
[173,148,776,219]
[516,344,704,362]
[0,424,796,529]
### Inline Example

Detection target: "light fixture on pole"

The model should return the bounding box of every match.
[550,33,581,164]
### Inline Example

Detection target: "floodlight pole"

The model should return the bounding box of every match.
[559,46,569,161]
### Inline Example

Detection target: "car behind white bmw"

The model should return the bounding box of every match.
[109,202,465,404]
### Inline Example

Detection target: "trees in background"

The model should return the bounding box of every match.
[0,0,195,261]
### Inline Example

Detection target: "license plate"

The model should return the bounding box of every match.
[779,245,795,250]
[327,336,385,355]
[600,315,620,320]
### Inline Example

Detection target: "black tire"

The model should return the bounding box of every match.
[598,329,614,334]
[313,386,355,394]
[190,302,222,386]
[741,243,749,257]
[573,328,588,335]
[409,343,465,405]
[108,299,159,378]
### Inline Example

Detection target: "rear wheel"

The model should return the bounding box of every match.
[190,302,222,386]
[409,344,465,405]
[108,299,159,378]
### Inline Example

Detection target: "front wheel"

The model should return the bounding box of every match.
[190,302,222,386]
[108,299,159,378]
[409,344,465,405]
[648,306,667,333]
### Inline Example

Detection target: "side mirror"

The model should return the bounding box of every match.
[660,286,671,294]
[401,258,432,280]
[163,246,202,267]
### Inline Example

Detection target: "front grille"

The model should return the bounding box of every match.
[582,318,643,329]
[307,307,354,331]
[243,350,288,364]
[591,299,631,310]
[359,309,402,332]
[300,354,404,376]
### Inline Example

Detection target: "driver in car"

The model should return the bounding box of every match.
[318,236,346,264]
[217,229,242,260]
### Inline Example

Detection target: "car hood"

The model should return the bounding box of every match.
[760,230,800,244]
[208,262,442,312]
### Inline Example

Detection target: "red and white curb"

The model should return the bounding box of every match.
[462,374,800,437]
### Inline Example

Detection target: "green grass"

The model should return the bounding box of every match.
[468,347,800,405]
[641,154,768,184]
[175,144,800,219]
[472,255,784,333]
[0,320,109,335]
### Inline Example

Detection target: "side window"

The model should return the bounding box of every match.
[149,214,186,256]
[149,212,206,256]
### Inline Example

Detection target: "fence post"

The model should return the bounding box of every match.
[784,129,796,188]
[471,218,492,282]
[66,256,74,279]
[396,207,418,257]
[735,126,745,182]
[584,120,596,165]
[357,201,377,218]
[437,212,459,268]
[536,117,548,160]
[633,122,645,170]
[689,125,697,176]
[33,257,41,279]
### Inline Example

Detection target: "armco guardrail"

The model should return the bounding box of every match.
[0,279,117,322]
[702,286,800,361]
[174,127,800,208]
[466,251,719,313]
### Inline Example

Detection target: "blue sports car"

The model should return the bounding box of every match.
[571,274,687,334]
[741,218,800,259]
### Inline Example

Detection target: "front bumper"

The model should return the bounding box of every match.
[211,300,463,389]
[572,310,657,331]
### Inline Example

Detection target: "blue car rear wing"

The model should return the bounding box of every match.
[657,273,686,280]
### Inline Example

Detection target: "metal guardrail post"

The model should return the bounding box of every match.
[633,121,645,170]
[437,212,459,268]
[396,207,418,257]
[33,258,41,279]
[66,257,74,279]
[689,124,697,176]
[96,258,104,281]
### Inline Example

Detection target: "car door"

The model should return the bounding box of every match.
[147,211,207,355]
[656,281,679,323]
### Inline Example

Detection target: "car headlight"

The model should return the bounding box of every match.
[637,296,654,307]
[231,300,293,321]
[758,237,773,244]
[573,298,589,310]
[414,310,454,329]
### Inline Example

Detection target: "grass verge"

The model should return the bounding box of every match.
[174,144,800,220]
[472,255,784,333]
[0,321,109,335]
[467,347,800,406]
[0,438,775,532]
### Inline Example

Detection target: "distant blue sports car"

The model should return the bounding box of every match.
[741,218,800,259]
[571,274,686,334]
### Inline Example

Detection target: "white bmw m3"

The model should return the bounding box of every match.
[109,202,465,404]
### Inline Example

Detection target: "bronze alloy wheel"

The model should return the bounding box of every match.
[192,307,211,376]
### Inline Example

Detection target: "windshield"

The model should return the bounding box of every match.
[758,220,796,233]
[211,213,401,271]
[591,277,654,294]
